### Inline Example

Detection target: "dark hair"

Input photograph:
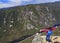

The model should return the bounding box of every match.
[46,27,52,30]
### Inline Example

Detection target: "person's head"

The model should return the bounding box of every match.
[53,24,58,28]
[55,26,58,28]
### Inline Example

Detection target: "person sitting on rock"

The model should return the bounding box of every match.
[38,24,60,42]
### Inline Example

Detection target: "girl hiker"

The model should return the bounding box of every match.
[38,24,60,42]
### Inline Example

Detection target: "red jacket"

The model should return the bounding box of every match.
[40,27,56,33]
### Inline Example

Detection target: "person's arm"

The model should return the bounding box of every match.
[52,24,60,30]
[51,27,56,30]
[53,24,60,27]
[51,24,60,30]
[38,29,48,33]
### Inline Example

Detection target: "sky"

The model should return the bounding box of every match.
[0,0,60,8]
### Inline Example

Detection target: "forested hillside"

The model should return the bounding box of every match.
[0,1,60,43]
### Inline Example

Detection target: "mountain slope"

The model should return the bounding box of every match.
[0,1,60,43]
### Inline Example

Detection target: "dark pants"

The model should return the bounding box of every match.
[46,35,51,42]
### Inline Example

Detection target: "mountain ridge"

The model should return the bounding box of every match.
[0,1,60,43]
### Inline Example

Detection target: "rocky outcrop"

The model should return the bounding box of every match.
[32,33,60,43]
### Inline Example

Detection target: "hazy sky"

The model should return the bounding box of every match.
[0,0,60,8]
